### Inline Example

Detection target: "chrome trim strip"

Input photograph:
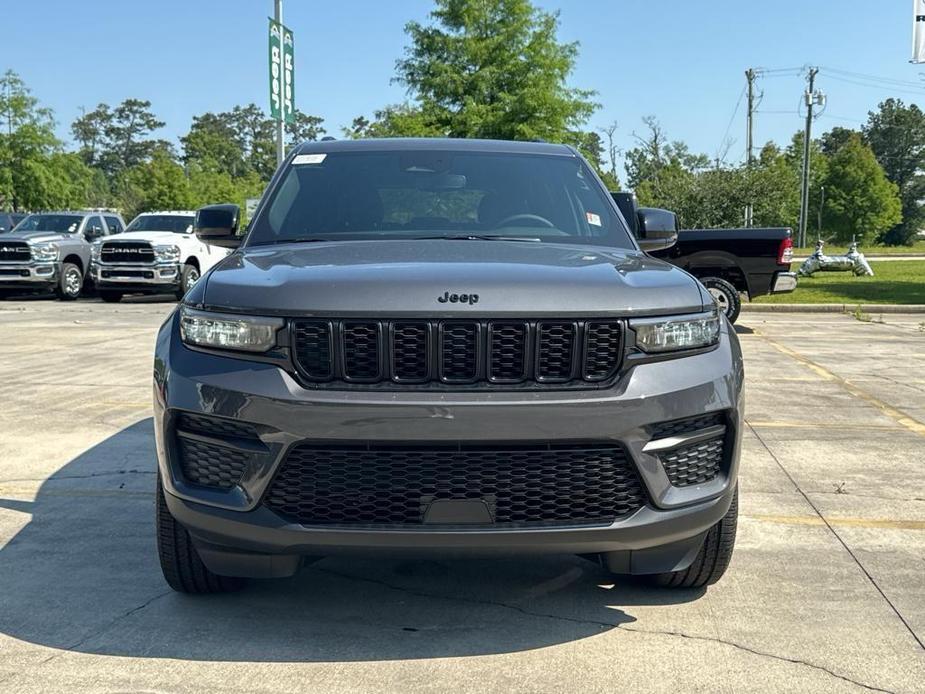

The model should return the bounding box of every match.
[642,424,727,453]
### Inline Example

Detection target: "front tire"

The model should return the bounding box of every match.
[175,264,200,300]
[700,276,741,324]
[55,262,83,301]
[156,474,244,594]
[644,488,738,588]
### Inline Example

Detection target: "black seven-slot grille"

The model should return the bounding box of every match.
[100,241,155,264]
[291,319,624,387]
[263,443,646,527]
[0,241,30,262]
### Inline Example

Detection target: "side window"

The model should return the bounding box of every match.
[84,216,105,240]
[104,216,124,234]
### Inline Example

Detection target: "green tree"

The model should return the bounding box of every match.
[822,132,901,244]
[183,104,325,182]
[863,99,925,245]
[0,70,61,210]
[117,150,193,220]
[70,98,169,179]
[371,0,596,145]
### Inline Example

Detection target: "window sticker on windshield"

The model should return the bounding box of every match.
[586,212,601,227]
[292,153,327,165]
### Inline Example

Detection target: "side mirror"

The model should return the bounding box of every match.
[195,204,241,249]
[85,226,103,240]
[610,191,639,237]
[636,207,678,252]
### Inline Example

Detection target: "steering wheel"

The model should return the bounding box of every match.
[494,213,556,229]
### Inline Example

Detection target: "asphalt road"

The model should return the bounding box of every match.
[0,299,923,693]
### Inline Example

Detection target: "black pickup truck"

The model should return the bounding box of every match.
[612,193,796,323]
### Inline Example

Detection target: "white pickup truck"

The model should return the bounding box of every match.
[90,211,231,302]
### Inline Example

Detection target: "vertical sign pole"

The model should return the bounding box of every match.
[274,0,285,167]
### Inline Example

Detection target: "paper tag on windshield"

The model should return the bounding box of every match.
[586,212,602,226]
[292,153,327,165]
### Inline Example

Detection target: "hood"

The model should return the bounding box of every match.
[198,240,707,318]
[103,231,186,244]
[0,230,70,244]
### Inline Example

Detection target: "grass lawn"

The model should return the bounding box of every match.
[753,260,925,305]
[792,239,925,256]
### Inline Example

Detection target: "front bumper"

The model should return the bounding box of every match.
[154,312,744,576]
[770,271,798,293]
[0,263,57,289]
[90,262,180,290]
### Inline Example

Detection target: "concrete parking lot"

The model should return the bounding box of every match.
[0,299,923,693]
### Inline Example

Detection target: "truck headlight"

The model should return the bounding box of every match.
[31,242,59,263]
[179,307,283,353]
[154,244,180,262]
[630,309,721,353]
[90,241,102,261]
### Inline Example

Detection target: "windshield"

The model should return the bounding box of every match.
[247,150,634,248]
[125,215,194,234]
[13,214,83,234]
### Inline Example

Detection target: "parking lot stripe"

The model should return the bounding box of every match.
[752,328,925,438]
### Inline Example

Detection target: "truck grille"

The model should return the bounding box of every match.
[0,242,30,262]
[100,241,154,264]
[291,319,624,388]
[263,443,646,527]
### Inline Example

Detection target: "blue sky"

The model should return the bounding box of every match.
[2,0,923,172]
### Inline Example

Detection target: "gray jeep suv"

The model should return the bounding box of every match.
[154,138,743,594]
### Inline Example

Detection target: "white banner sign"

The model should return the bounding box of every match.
[914,0,925,63]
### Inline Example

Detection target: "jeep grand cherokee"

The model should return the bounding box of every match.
[153,138,743,593]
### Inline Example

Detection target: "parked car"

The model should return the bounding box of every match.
[0,210,124,300]
[90,210,231,302]
[0,212,26,233]
[153,138,743,594]
[612,192,796,323]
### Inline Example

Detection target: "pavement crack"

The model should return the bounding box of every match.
[1,469,155,484]
[63,589,172,651]
[314,565,619,630]
[747,421,925,653]
[617,625,895,693]
[316,566,893,691]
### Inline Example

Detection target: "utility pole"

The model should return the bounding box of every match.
[798,67,821,248]
[744,68,758,227]
[274,0,285,167]
[745,69,756,167]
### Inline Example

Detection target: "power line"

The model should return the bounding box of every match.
[823,73,925,98]
[819,66,925,89]
[717,85,746,162]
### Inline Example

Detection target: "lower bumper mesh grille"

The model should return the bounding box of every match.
[177,438,249,489]
[659,436,725,487]
[263,443,646,527]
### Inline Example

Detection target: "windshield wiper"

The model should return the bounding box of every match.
[414,234,542,242]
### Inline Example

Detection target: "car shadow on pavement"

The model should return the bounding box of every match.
[0,419,705,662]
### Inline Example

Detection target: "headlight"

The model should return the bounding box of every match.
[179,307,283,353]
[91,241,102,261]
[31,242,59,263]
[154,244,180,262]
[630,310,721,353]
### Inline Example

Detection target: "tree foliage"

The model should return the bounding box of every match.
[863,99,925,245]
[71,99,170,178]
[821,132,902,244]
